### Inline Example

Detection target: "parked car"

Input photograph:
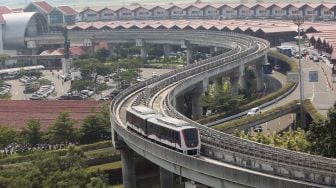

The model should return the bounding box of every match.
[313,56,319,62]
[80,90,94,97]
[247,107,261,116]
[254,125,263,132]
[30,94,43,100]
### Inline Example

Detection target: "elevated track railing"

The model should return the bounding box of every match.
[109,29,336,186]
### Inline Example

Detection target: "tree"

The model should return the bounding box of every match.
[79,105,111,144]
[46,112,78,145]
[95,48,110,62]
[308,102,336,157]
[0,126,16,147]
[201,82,245,113]
[70,80,93,91]
[22,119,42,147]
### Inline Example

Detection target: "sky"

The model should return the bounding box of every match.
[0,0,332,10]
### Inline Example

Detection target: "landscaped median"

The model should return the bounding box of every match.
[213,100,300,133]
[303,100,326,121]
[197,51,298,125]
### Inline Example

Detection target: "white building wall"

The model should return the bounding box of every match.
[254,6,268,17]
[303,7,316,18]
[100,9,117,20]
[221,6,237,18]
[320,6,334,19]
[238,6,252,17]
[152,7,168,18]
[118,8,134,19]
[135,7,151,19]
[187,6,203,17]
[270,6,284,17]
[81,9,99,21]
[288,6,301,17]
[203,6,218,17]
[170,7,186,18]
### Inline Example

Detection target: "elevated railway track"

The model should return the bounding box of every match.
[106,29,336,187]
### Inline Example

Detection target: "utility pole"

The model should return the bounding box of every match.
[293,16,306,129]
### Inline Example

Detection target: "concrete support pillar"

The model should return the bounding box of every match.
[254,63,264,91]
[0,24,3,54]
[209,46,217,56]
[191,92,203,119]
[163,44,172,59]
[140,46,147,63]
[83,39,94,56]
[186,46,192,65]
[202,77,209,93]
[121,147,136,188]
[31,48,38,65]
[160,167,174,188]
[230,74,239,95]
[175,96,184,113]
[238,64,246,90]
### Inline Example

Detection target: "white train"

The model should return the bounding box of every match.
[126,106,201,156]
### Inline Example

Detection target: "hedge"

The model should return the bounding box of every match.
[303,100,326,121]
[213,100,299,132]
[268,50,298,72]
[0,141,114,165]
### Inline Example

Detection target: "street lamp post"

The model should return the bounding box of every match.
[293,16,305,129]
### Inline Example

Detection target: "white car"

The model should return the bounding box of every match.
[247,107,262,116]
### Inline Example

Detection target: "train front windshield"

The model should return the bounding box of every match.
[183,129,199,148]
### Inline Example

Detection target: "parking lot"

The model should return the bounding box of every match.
[5,68,173,100]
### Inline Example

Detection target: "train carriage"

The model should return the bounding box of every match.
[126,106,158,136]
[126,105,201,156]
[147,117,200,156]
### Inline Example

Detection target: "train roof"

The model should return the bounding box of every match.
[129,105,156,115]
[148,116,194,131]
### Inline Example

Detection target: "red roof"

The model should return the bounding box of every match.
[33,1,54,14]
[0,6,12,14]
[0,100,107,131]
[58,5,78,16]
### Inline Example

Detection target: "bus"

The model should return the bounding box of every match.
[276,46,295,57]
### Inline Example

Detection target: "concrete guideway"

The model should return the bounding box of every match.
[109,29,336,188]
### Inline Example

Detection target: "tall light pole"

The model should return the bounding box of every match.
[293,16,305,129]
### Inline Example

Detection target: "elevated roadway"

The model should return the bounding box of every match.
[108,30,336,187]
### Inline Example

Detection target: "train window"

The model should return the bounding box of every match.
[183,129,198,147]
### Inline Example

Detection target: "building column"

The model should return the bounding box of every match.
[238,64,246,90]
[230,74,239,95]
[160,167,174,188]
[185,181,207,188]
[191,92,202,119]
[254,63,264,91]
[121,147,136,188]
[163,44,172,59]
